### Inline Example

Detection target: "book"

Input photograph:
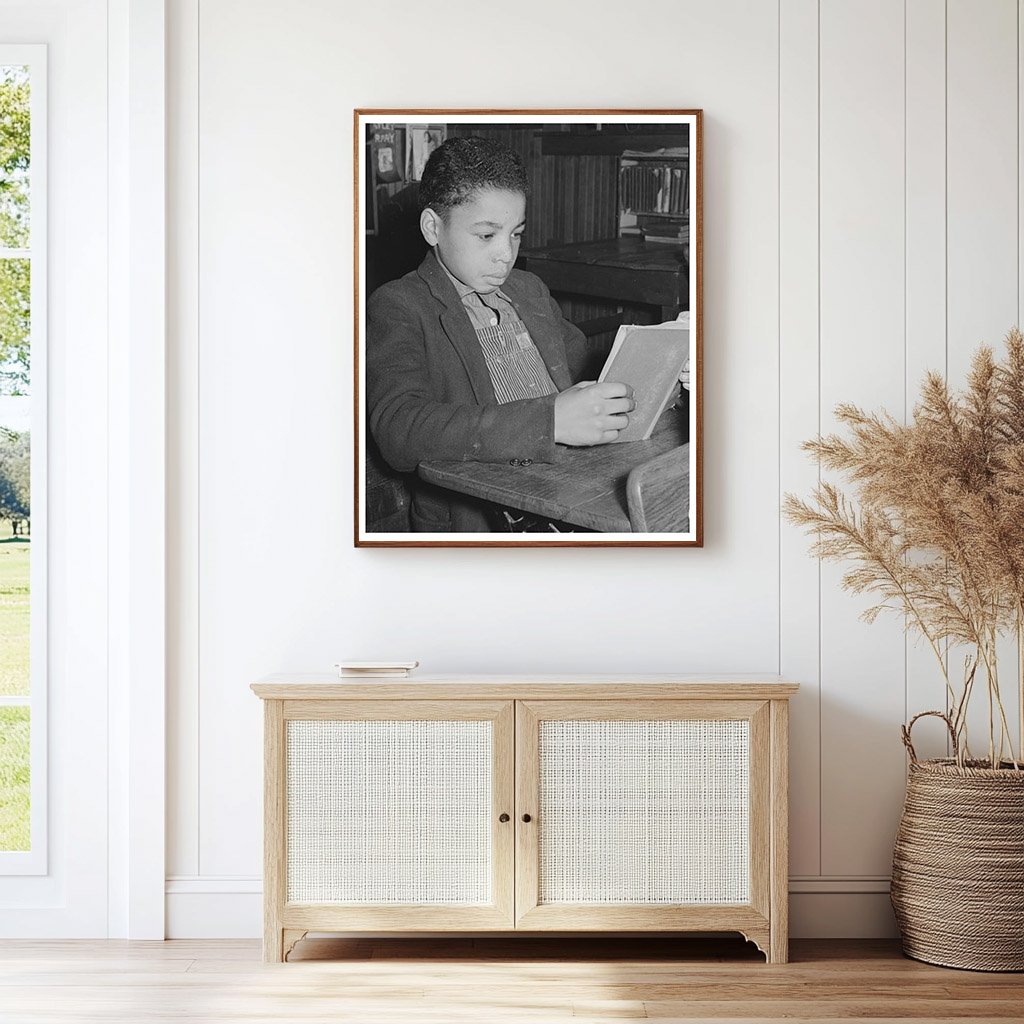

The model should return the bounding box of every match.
[334,660,419,679]
[622,146,688,159]
[597,321,690,442]
[642,219,688,243]
[670,167,682,212]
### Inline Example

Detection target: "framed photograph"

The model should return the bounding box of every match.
[355,109,702,547]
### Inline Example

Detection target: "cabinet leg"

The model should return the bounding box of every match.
[745,925,789,964]
[264,927,308,963]
[282,929,308,961]
[770,925,789,965]
[264,927,309,963]
[740,927,771,963]
[264,925,285,964]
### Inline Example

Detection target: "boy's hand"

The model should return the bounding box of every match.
[554,381,636,446]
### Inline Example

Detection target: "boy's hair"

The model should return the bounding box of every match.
[419,136,530,217]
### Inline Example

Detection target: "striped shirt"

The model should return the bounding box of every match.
[435,253,558,405]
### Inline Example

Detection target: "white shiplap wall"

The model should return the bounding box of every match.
[165,0,1024,937]
[818,0,908,879]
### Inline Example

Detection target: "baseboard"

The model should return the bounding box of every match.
[165,877,899,940]
[790,892,897,938]
[165,878,262,939]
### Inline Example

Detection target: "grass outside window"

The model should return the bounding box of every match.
[0,706,28,850]
[0,520,29,850]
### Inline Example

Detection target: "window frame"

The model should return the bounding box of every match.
[0,44,47,875]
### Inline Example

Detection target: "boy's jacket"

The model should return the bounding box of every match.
[366,253,591,532]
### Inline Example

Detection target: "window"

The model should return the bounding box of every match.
[0,48,45,873]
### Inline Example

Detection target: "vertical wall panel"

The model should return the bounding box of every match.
[1020,0,1024,763]
[197,0,325,875]
[819,0,908,875]
[167,0,201,879]
[904,0,950,758]
[780,0,822,877]
[947,0,1020,765]
[948,0,1018,373]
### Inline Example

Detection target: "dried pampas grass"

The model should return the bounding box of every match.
[784,328,1024,770]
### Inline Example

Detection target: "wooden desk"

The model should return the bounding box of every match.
[517,237,688,321]
[419,408,689,533]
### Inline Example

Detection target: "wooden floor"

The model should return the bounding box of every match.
[0,936,1022,1023]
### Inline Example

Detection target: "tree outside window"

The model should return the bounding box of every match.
[0,64,31,853]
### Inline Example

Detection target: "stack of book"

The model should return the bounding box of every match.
[334,660,419,680]
[643,218,690,245]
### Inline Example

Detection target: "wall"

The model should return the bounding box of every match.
[165,0,1023,937]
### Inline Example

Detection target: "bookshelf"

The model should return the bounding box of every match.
[366,124,449,237]
[618,148,689,246]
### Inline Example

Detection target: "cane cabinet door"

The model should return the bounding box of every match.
[514,700,771,940]
[270,700,515,933]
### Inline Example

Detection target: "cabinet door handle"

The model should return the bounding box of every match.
[521,813,532,823]
[498,813,510,823]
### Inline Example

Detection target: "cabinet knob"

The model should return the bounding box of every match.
[498,813,510,823]
[522,813,532,823]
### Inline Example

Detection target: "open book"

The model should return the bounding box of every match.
[597,319,690,443]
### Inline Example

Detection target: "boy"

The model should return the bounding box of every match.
[366,136,634,532]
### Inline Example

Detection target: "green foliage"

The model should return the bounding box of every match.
[0,66,30,397]
[0,706,30,851]
[0,68,29,177]
[0,258,29,394]
[0,66,30,249]
[0,429,28,522]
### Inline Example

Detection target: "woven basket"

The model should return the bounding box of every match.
[890,712,1024,972]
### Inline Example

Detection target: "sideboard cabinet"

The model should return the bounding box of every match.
[251,677,797,963]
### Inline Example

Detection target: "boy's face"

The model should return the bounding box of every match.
[421,188,526,295]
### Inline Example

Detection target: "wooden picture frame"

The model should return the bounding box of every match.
[355,110,702,547]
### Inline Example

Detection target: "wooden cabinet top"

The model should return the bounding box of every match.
[251,675,799,702]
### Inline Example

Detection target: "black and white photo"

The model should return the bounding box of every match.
[355,110,701,547]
